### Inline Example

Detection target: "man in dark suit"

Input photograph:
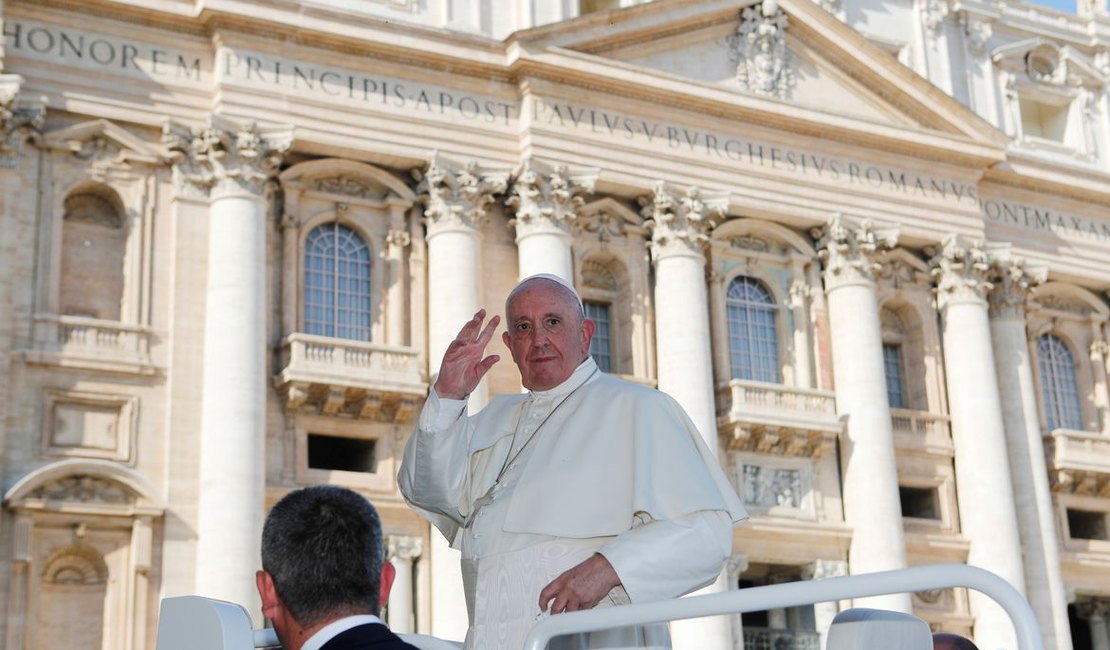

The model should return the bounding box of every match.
[256,485,419,650]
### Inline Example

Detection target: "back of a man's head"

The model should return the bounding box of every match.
[932,632,979,650]
[261,485,384,627]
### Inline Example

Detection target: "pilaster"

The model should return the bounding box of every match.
[0,74,44,168]
[814,214,909,612]
[803,559,849,650]
[506,158,596,281]
[386,535,424,635]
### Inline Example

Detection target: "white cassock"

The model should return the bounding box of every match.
[398,358,749,650]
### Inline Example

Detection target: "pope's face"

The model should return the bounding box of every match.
[502,281,594,391]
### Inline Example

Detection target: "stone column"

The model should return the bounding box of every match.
[814,215,910,612]
[506,159,596,282]
[789,277,814,389]
[641,181,732,650]
[416,154,506,640]
[930,235,1026,650]
[727,554,749,650]
[164,115,291,620]
[1089,336,1110,432]
[1079,600,1110,650]
[803,559,849,650]
[386,535,424,635]
[987,250,1072,650]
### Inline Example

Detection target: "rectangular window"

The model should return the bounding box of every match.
[1068,509,1108,541]
[883,344,906,408]
[899,485,939,520]
[1019,97,1069,142]
[307,434,377,474]
[584,301,612,373]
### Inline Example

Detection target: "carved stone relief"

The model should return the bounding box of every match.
[742,463,803,509]
[416,154,508,232]
[163,114,292,199]
[29,476,136,505]
[727,1,795,100]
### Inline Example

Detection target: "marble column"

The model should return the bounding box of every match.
[930,235,1026,650]
[506,158,596,282]
[987,250,1071,650]
[1079,600,1110,650]
[803,559,848,650]
[642,181,732,650]
[727,554,749,650]
[163,116,291,621]
[416,154,506,639]
[814,215,910,612]
[385,200,411,347]
[386,535,424,635]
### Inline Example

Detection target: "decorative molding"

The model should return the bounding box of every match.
[730,235,771,252]
[813,214,899,289]
[1036,294,1094,315]
[727,1,795,100]
[640,181,728,260]
[42,389,137,463]
[386,535,424,561]
[163,114,292,199]
[42,544,109,585]
[802,558,848,580]
[1077,599,1110,620]
[416,153,508,233]
[314,176,378,199]
[28,475,136,505]
[927,235,994,309]
[960,15,992,56]
[507,158,597,239]
[574,207,627,245]
[921,0,950,39]
[581,259,620,292]
[0,74,45,167]
[987,249,1046,319]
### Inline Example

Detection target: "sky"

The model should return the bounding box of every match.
[1023,0,1077,13]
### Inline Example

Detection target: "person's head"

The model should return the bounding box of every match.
[256,486,395,645]
[502,274,594,391]
[932,632,979,650]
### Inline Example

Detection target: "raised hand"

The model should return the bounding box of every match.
[433,309,501,400]
[538,553,622,615]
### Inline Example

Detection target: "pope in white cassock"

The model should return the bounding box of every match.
[398,274,748,649]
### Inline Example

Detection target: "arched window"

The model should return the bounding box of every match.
[60,189,126,320]
[304,223,371,341]
[727,276,780,383]
[1038,333,1083,430]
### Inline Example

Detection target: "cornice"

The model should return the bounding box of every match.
[984,153,1110,207]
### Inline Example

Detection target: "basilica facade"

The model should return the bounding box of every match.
[0,0,1108,648]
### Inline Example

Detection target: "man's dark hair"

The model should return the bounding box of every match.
[932,632,980,650]
[261,485,384,627]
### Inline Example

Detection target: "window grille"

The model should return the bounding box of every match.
[584,300,612,372]
[304,223,372,341]
[727,276,780,383]
[1037,334,1083,430]
[883,343,906,408]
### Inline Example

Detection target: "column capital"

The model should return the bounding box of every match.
[726,553,750,580]
[802,558,848,581]
[507,158,597,241]
[987,246,1047,319]
[163,114,292,200]
[0,75,45,167]
[928,234,997,309]
[640,181,728,260]
[813,213,898,290]
[385,229,411,259]
[417,153,508,234]
[386,535,424,562]
[1077,598,1110,621]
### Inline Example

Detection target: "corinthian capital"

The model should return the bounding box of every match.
[986,244,1046,319]
[507,158,597,240]
[928,235,996,309]
[0,75,45,166]
[416,153,508,233]
[640,181,728,259]
[163,114,292,199]
[386,535,424,562]
[813,214,898,289]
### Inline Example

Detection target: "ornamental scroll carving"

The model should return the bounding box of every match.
[727,0,794,100]
[507,159,597,239]
[813,214,899,289]
[163,115,292,199]
[416,153,508,233]
[0,74,45,166]
[986,247,1046,319]
[640,182,728,259]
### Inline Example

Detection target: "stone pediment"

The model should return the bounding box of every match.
[43,119,167,166]
[514,0,1007,149]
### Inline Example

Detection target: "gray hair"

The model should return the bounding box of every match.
[261,485,384,626]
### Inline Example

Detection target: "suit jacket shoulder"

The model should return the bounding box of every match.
[321,623,421,650]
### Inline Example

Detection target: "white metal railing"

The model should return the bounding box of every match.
[32,313,151,358]
[522,564,1042,650]
[717,380,837,417]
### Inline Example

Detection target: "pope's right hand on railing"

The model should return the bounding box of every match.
[433,309,501,400]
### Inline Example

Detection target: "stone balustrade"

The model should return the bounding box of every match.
[1047,428,1110,496]
[891,408,953,455]
[274,332,426,422]
[716,380,841,457]
[27,313,155,374]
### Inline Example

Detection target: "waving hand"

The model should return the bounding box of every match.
[433,309,501,400]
